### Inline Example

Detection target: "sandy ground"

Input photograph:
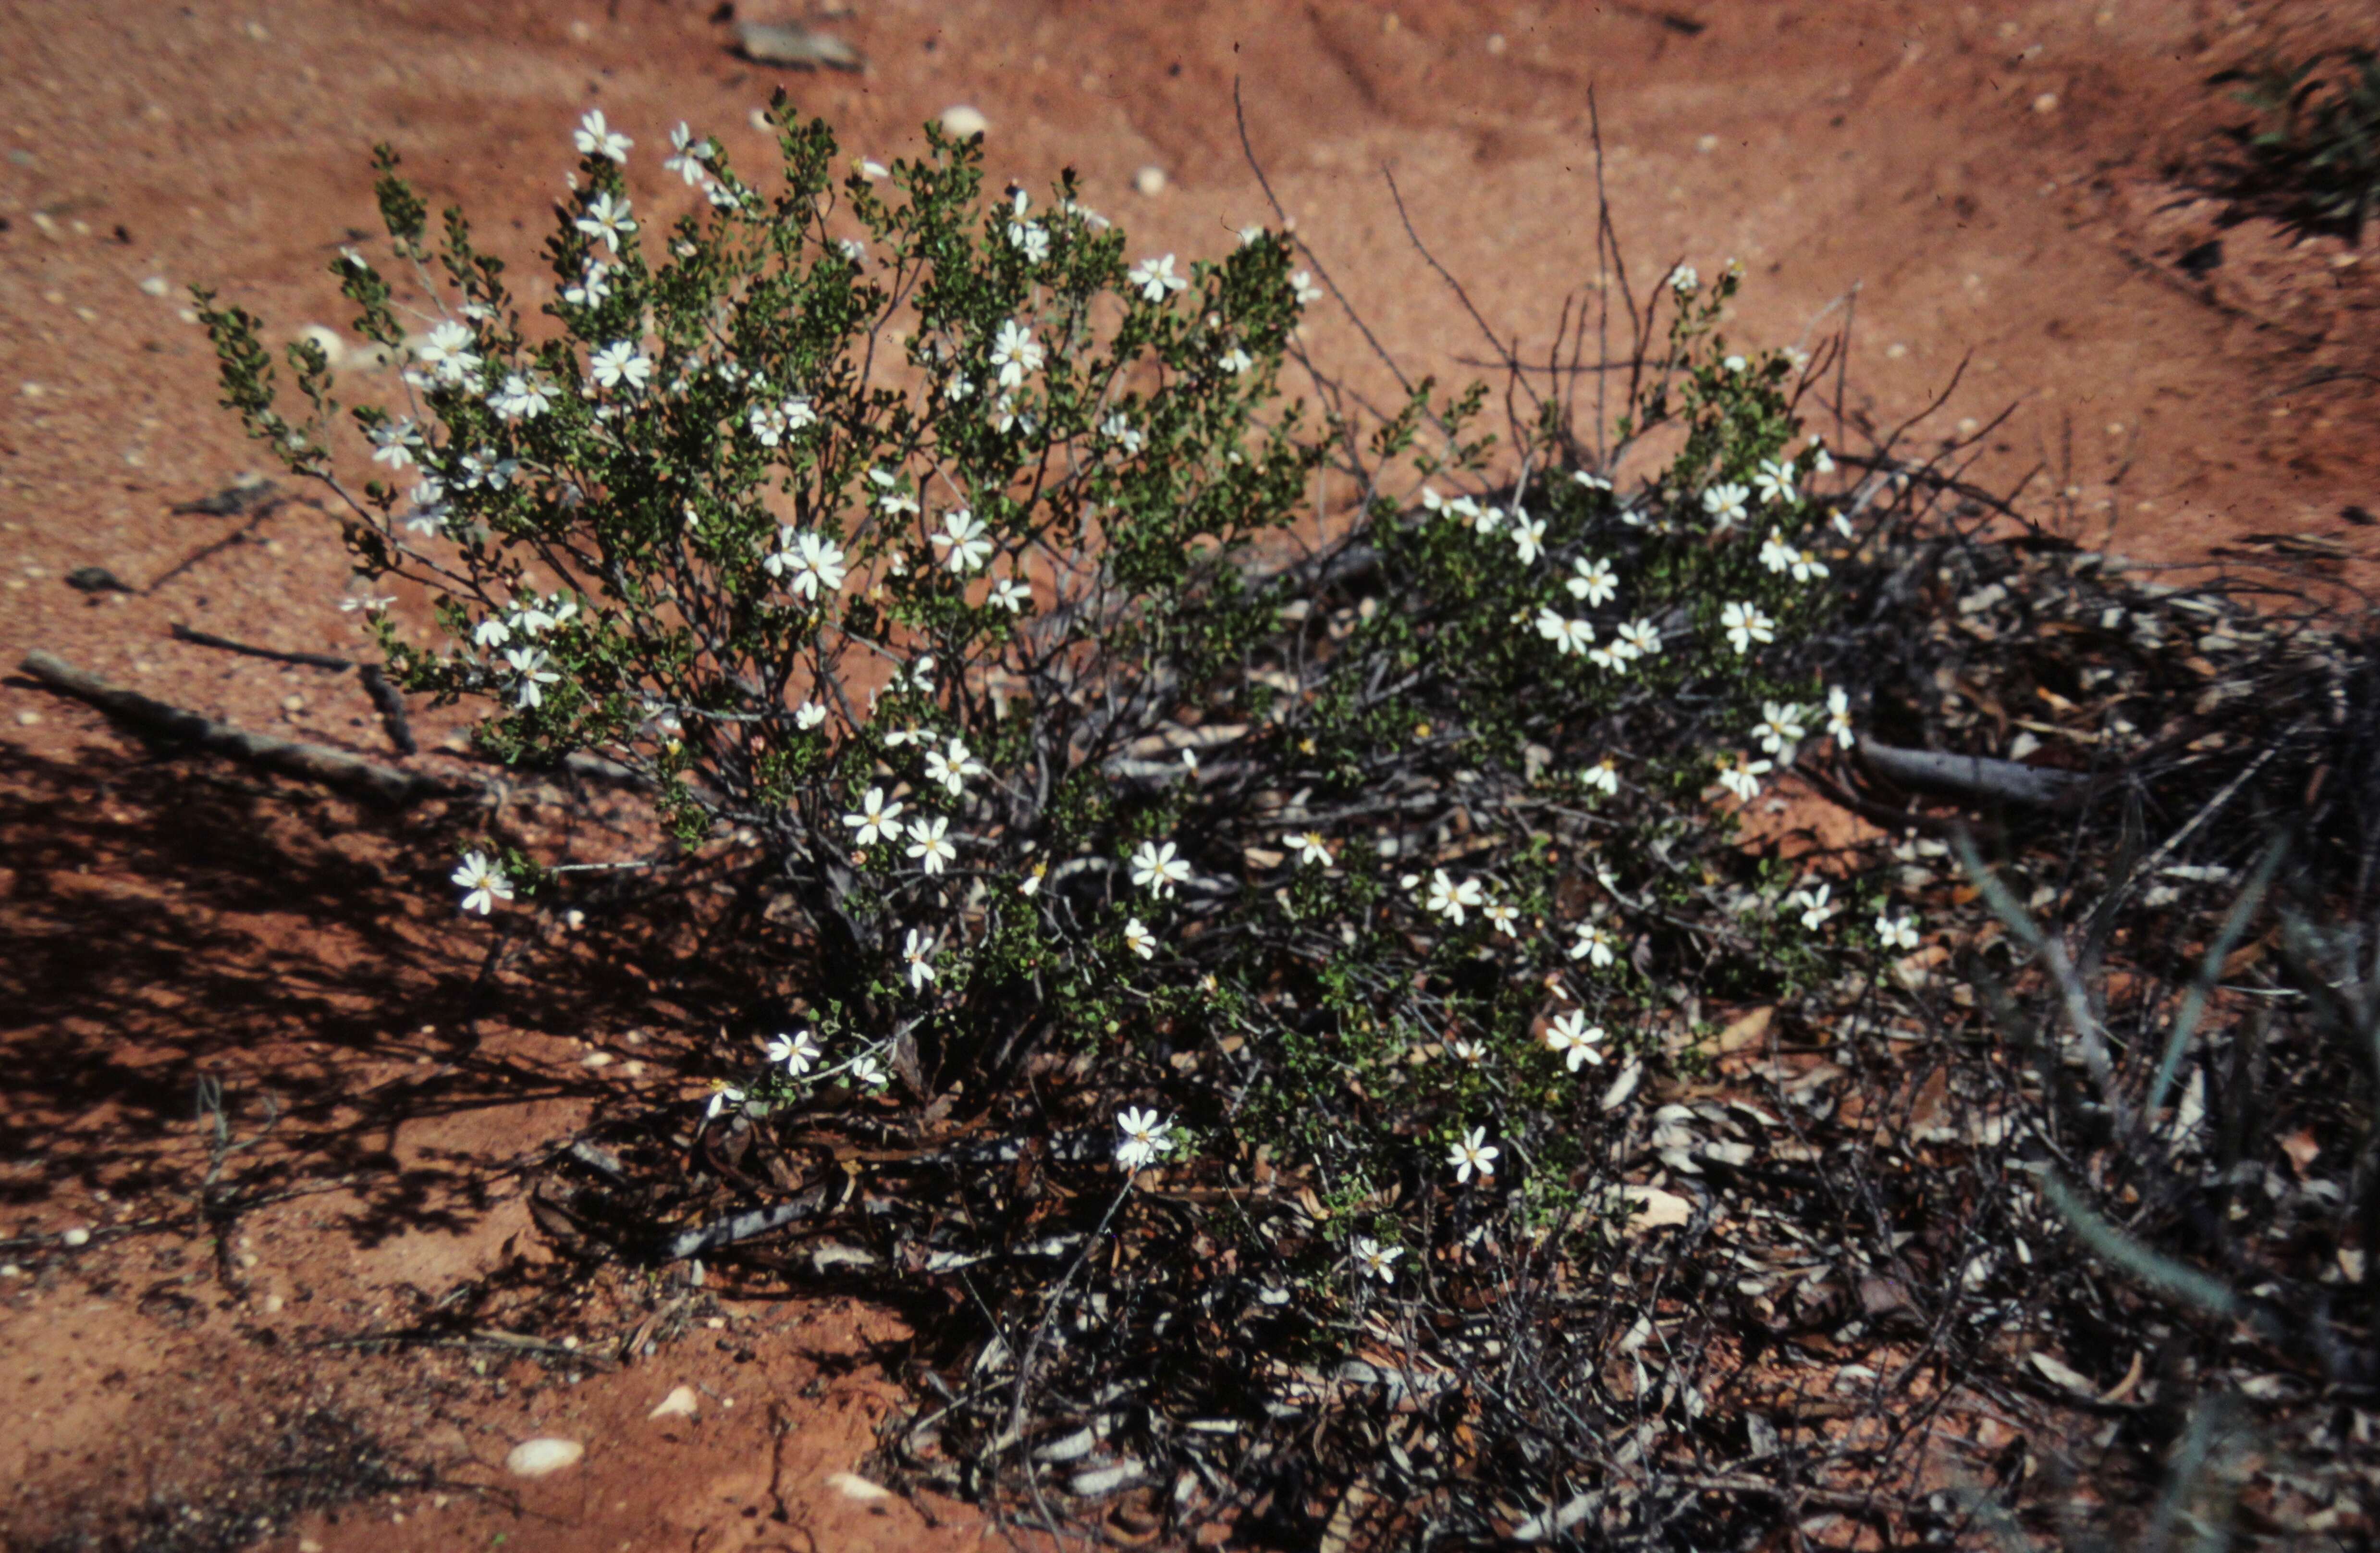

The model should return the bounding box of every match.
[6,0,2380,1547]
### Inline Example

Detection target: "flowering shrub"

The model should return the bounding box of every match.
[200,97,1909,1332]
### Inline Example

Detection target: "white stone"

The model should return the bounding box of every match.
[61,1227,90,1247]
[296,325,345,369]
[1132,165,1166,197]
[504,1438,584,1478]
[826,1471,891,1501]
[937,105,988,138]
[648,1384,699,1420]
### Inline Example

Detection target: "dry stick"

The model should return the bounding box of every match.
[168,624,418,755]
[356,663,418,755]
[1857,740,2092,810]
[17,649,464,807]
[169,622,353,670]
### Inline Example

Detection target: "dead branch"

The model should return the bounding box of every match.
[169,622,353,671]
[17,648,466,807]
[1858,740,2093,810]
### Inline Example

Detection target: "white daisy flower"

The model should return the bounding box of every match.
[842,788,905,848]
[923,737,986,797]
[765,1029,821,1076]
[662,122,712,185]
[1569,921,1618,967]
[1126,253,1188,301]
[1615,618,1662,658]
[764,528,849,600]
[1568,555,1619,606]
[574,189,637,254]
[935,507,993,573]
[1702,481,1750,528]
[1510,514,1548,565]
[1752,701,1807,758]
[574,108,631,163]
[1544,1010,1607,1072]
[989,319,1043,387]
[1716,754,1773,802]
[905,814,957,875]
[1130,838,1194,897]
[1286,831,1333,867]
[1115,1105,1171,1169]
[1826,686,1856,748]
[1426,869,1483,925]
[1447,1126,1498,1183]
[452,851,513,915]
[589,340,651,391]
[1537,608,1594,656]
[1720,601,1774,654]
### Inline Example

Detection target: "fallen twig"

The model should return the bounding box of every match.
[170,622,353,671]
[1859,740,2093,810]
[357,663,417,755]
[16,648,465,807]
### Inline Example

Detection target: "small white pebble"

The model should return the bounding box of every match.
[2031,92,2060,114]
[1696,134,1720,153]
[827,1471,892,1502]
[937,104,988,138]
[649,1384,700,1419]
[1484,32,1506,54]
[1132,164,1166,197]
[15,710,39,727]
[140,275,172,297]
[504,1438,584,1478]
[61,1227,90,1247]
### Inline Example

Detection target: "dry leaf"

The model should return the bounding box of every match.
[2027,1350,2094,1396]
[1716,1005,1772,1054]
[1619,1185,1693,1233]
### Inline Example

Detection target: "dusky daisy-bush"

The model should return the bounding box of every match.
[198,94,1938,1536]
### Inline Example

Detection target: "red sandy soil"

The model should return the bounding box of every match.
[5,1,2379,1548]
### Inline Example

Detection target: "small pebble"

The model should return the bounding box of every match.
[282,694,307,714]
[16,710,39,727]
[648,1384,700,1419]
[140,275,171,297]
[937,104,988,138]
[827,1472,891,1502]
[61,1227,90,1247]
[2031,92,2059,114]
[504,1438,584,1478]
[296,325,345,369]
[1132,164,1166,197]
